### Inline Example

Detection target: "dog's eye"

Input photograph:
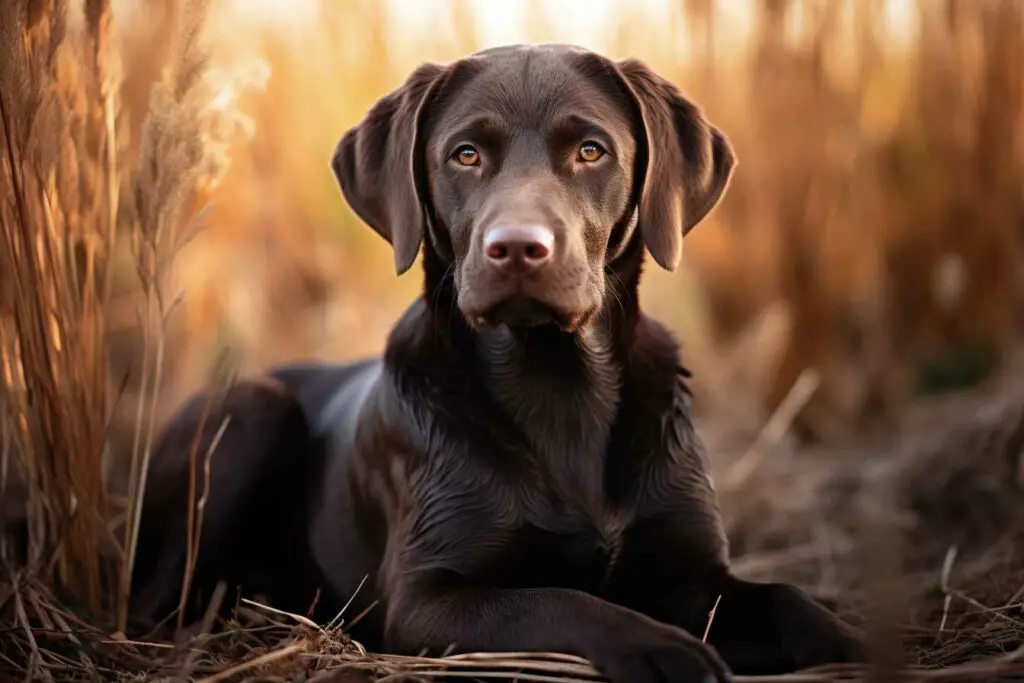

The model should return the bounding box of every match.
[452,144,481,167]
[577,141,606,163]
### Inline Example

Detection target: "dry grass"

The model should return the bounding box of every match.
[1,0,117,613]
[2,0,1024,681]
[0,0,241,645]
[116,0,215,633]
[674,0,1024,443]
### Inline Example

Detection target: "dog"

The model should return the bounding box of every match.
[132,44,864,681]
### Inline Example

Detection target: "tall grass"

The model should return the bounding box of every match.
[0,0,243,631]
[115,0,221,632]
[672,0,1024,440]
[1,0,117,613]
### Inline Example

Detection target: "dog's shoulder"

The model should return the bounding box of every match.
[626,313,694,402]
[608,312,703,475]
[381,298,483,414]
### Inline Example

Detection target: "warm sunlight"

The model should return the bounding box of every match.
[212,0,916,56]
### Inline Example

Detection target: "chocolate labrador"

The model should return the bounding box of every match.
[132,44,863,681]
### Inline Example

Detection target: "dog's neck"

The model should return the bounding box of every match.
[476,321,621,433]
[473,314,624,511]
[420,241,645,502]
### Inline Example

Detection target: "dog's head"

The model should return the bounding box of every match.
[333,44,735,332]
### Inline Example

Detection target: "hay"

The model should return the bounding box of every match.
[0,568,1022,682]
[710,355,1024,680]
[2,530,1023,681]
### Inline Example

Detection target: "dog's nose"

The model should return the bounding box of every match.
[482,224,554,275]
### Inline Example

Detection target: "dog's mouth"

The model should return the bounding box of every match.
[467,295,589,333]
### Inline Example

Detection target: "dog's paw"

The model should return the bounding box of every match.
[772,584,865,670]
[785,619,864,670]
[585,618,733,683]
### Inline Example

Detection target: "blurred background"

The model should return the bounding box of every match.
[102,0,1024,454]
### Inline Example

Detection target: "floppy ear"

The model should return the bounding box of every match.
[331,63,445,275]
[615,59,736,271]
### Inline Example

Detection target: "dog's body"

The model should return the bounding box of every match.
[133,45,862,681]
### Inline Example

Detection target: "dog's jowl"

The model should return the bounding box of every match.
[132,44,864,682]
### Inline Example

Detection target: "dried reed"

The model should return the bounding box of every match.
[0,0,224,635]
[677,0,1024,440]
[116,0,214,633]
[1,0,116,613]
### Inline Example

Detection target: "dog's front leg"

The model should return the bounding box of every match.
[718,573,865,673]
[379,469,732,683]
[609,372,865,675]
[384,581,731,683]
[613,520,864,675]
[669,570,865,675]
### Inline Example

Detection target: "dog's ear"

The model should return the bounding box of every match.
[614,59,736,271]
[331,63,445,275]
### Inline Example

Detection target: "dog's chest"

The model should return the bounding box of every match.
[511,400,634,595]
[480,328,632,590]
[514,499,632,593]
[486,333,620,500]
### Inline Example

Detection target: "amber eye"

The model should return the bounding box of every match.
[578,141,606,163]
[453,144,480,167]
